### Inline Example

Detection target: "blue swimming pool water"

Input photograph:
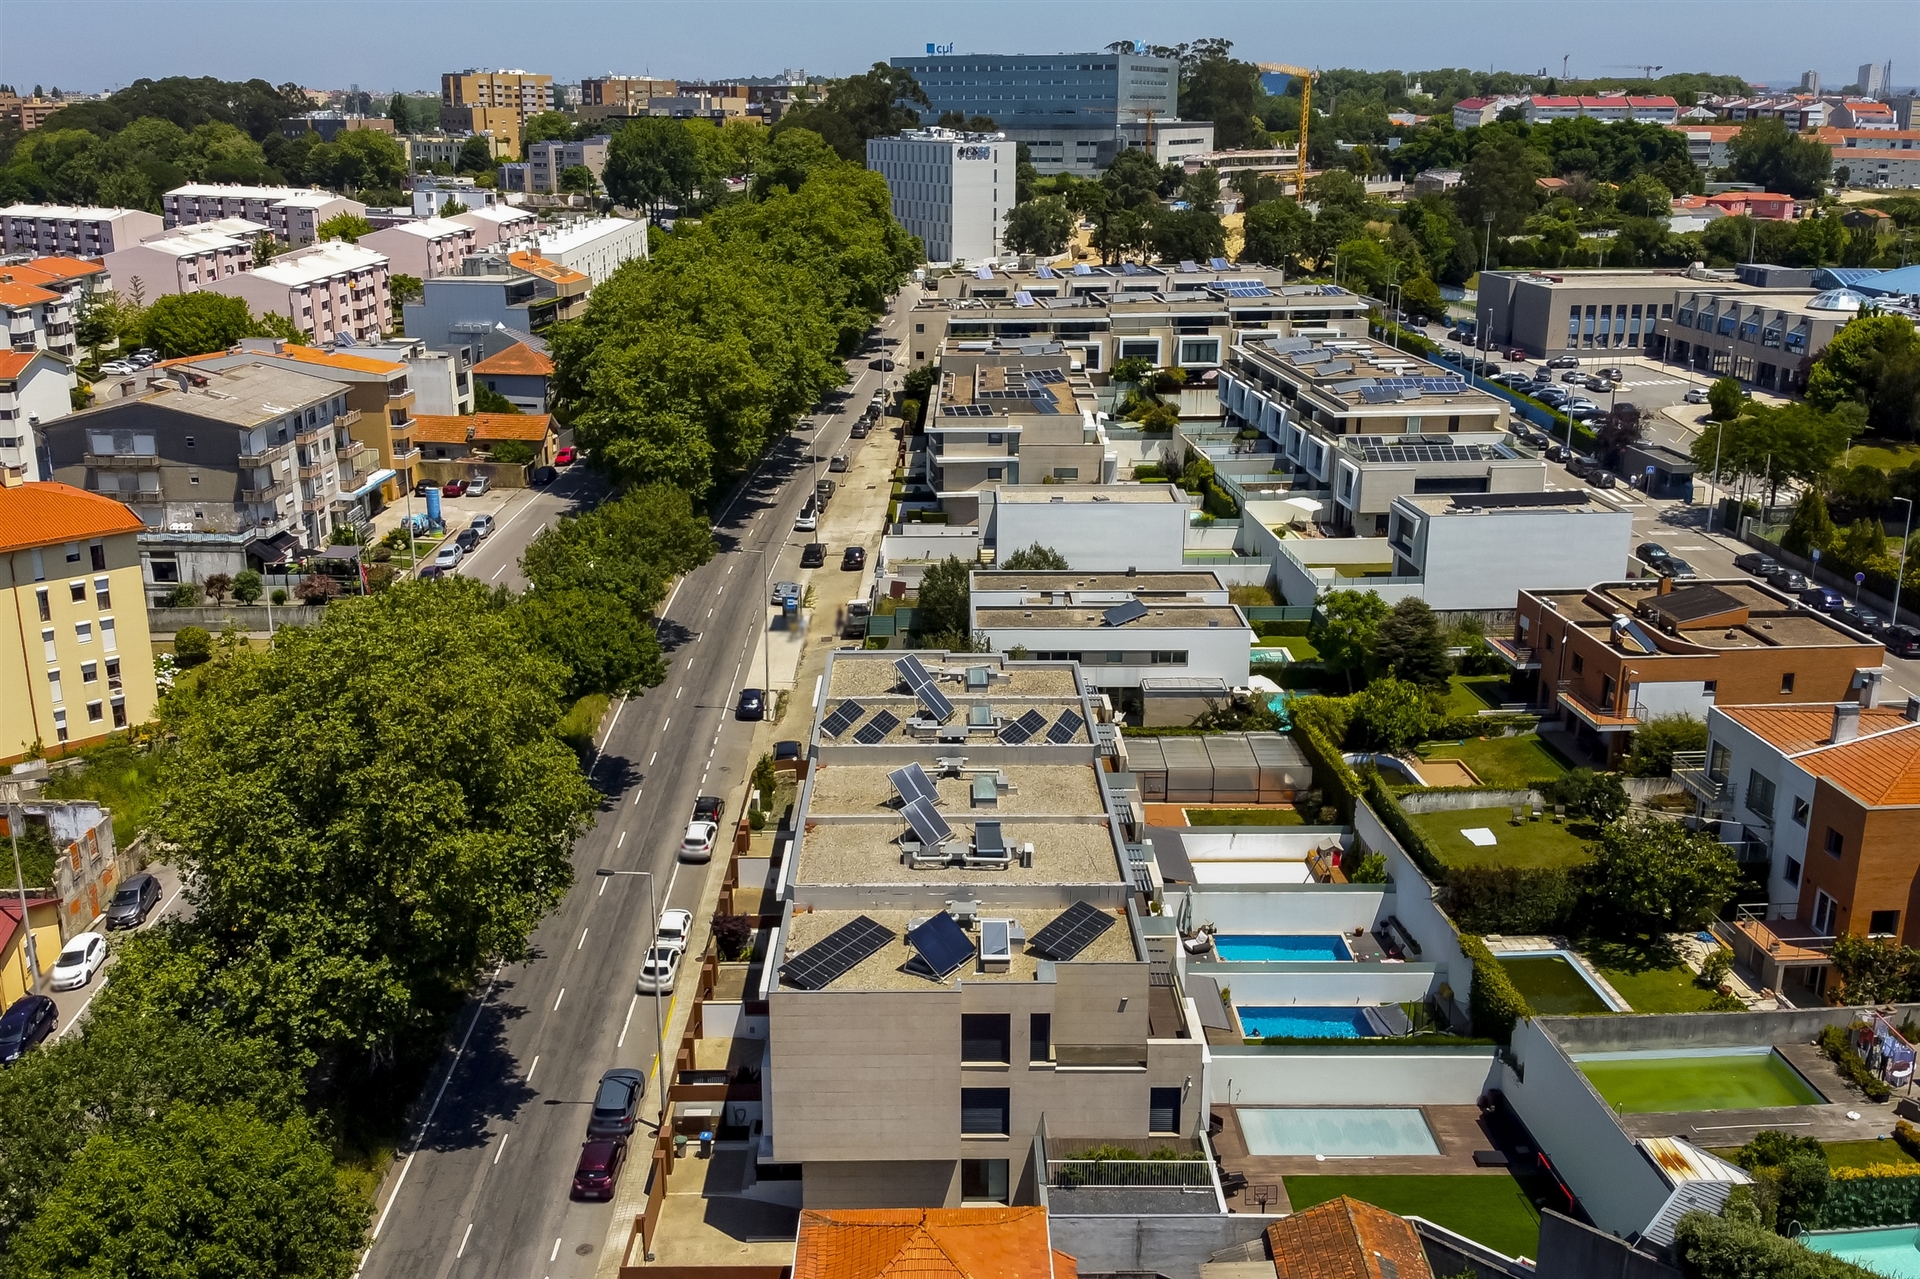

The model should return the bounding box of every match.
[1238,1108,1441,1157]
[1215,934,1354,963]
[1239,1006,1377,1039]
[1804,1226,1920,1278]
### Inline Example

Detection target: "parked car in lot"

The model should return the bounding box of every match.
[1886,625,1920,659]
[1560,369,1589,383]
[735,687,765,721]
[774,739,801,763]
[1683,386,1711,404]
[1587,378,1616,394]
[1506,348,1529,362]
[470,514,496,538]
[414,480,438,497]
[1547,355,1580,369]
[635,945,683,992]
[51,933,107,991]
[0,996,56,1065]
[530,466,557,485]
[842,546,866,571]
[440,479,468,498]
[679,820,718,862]
[104,872,161,929]
[656,908,696,954]
[99,360,137,376]
[1734,551,1779,576]
[572,1139,627,1201]
[1535,388,1571,408]
[1567,401,1603,421]
[433,543,463,570]
[554,446,577,466]
[587,1068,647,1137]
[1654,557,1698,580]
[1801,586,1846,612]
[465,476,490,496]
[799,543,826,568]
[1767,566,1809,593]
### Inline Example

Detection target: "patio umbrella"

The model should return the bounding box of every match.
[1281,496,1323,523]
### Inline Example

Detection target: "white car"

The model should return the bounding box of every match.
[793,509,817,533]
[51,932,107,991]
[465,476,490,496]
[636,945,683,994]
[656,908,695,954]
[679,820,718,863]
[433,543,463,570]
[1684,386,1711,405]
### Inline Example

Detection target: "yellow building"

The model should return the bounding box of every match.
[0,478,158,764]
[1,894,62,1009]
[441,106,523,161]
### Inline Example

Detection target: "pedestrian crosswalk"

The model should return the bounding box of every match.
[1620,378,1687,389]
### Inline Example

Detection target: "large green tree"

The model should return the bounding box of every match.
[1241,197,1311,271]
[1590,816,1743,933]
[1373,596,1450,688]
[1726,117,1834,200]
[1806,313,1920,439]
[140,293,263,357]
[1310,588,1389,692]
[914,556,973,643]
[1457,131,1546,237]
[603,116,701,218]
[772,64,930,162]
[1003,197,1073,256]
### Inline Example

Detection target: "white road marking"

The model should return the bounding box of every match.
[553,988,565,1012]
[491,564,506,580]
[598,876,609,897]
[525,1055,539,1083]
[551,1238,563,1263]
[676,687,683,698]
[457,1223,473,1258]
[577,928,589,951]
[663,719,670,731]
[617,831,625,848]
[492,1133,510,1165]
[617,994,639,1048]
[648,751,657,766]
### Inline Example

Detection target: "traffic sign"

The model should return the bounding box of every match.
[1858,573,1867,584]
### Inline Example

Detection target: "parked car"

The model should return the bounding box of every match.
[1566,456,1596,480]
[1597,366,1624,382]
[455,528,480,553]
[413,480,438,497]
[98,360,137,376]
[530,466,558,486]
[103,872,161,930]
[799,543,826,568]
[1547,355,1581,369]
[841,546,866,571]
[1587,378,1616,394]
[1506,348,1529,362]
[440,479,468,498]
[470,514,496,538]
[635,945,683,993]
[1838,605,1887,636]
[1886,625,1920,659]
[1591,470,1619,489]
[679,820,718,862]
[465,476,490,496]
[1732,552,1778,575]
[851,421,872,439]
[554,446,577,467]
[656,908,696,954]
[1545,443,1570,462]
[770,579,801,605]
[433,543,463,570]
[1767,566,1809,593]
[1567,402,1603,421]
[1535,388,1571,408]
[572,1139,627,1201]
[1683,386,1711,404]
[417,565,447,580]
[692,795,725,824]
[586,1068,647,1138]
[0,996,57,1066]
[793,507,817,533]
[1655,557,1698,580]
[1561,369,1589,383]
[828,454,849,473]
[50,932,107,991]
[1637,542,1672,563]
[735,687,765,721]
[1801,586,1846,612]
[868,358,895,371]
[131,347,158,363]
[774,739,801,763]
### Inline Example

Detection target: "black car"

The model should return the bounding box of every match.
[1767,566,1810,594]
[1566,456,1596,480]
[1592,470,1618,489]
[0,995,56,1065]
[736,687,766,721]
[842,546,866,571]
[1655,556,1699,580]
[1545,443,1570,462]
[586,1068,646,1138]
[413,481,439,498]
[454,528,480,553]
[1887,625,1920,659]
[773,739,802,762]
[868,358,895,371]
[693,795,726,823]
[104,871,161,930]
[530,466,558,486]
[1637,542,1672,563]
[1733,551,1780,576]
[1838,605,1887,636]
[799,543,826,568]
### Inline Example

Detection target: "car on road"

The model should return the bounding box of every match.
[1597,367,1624,382]
[635,945,683,993]
[1506,348,1529,362]
[1637,542,1672,563]
[868,358,895,371]
[1653,557,1698,580]
[799,543,826,568]
[679,820,719,862]
[1547,355,1581,369]
[1734,552,1780,576]
[1587,379,1616,394]
[693,795,725,824]
[440,479,468,498]
[530,466,558,485]
[1887,625,1920,659]
[770,579,801,605]
[554,446,578,467]
[433,543,463,570]
[1683,386,1711,404]
[1801,586,1846,612]
[851,421,872,438]
[50,932,107,991]
[455,528,480,554]
[99,360,137,376]
[1839,605,1887,636]
[828,454,849,473]
[1566,456,1597,480]
[842,546,866,571]
[1767,566,1809,593]
[586,1067,647,1138]
[1561,369,1589,383]
[656,908,696,954]
[104,872,161,930]
[465,476,490,496]
[470,514,496,538]
[1590,470,1619,488]
[1545,443,1570,462]
[417,565,447,580]
[572,1138,627,1201]
[0,996,56,1065]
[735,688,765,721]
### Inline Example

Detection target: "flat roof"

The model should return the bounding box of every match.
[996,484,1182,504]
[825,659,1080,701]
[975,605,1244,630]
[96,361,346,425]
[1537,580,1885,654]
[779,905,1135,990]
[805,763,1106,819]
[972,570,1222,591]
[1400,491,1624,517]
[796,818,1124,888]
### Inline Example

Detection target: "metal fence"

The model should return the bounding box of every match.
[1046,1159,1214,1188]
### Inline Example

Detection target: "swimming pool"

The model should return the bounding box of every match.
[1576,1047,1827,1113]
[1239,1006,1380,1039]
[1499,951,1621,1015]
[1238,1107,1441,1158]
[1215,934,1355,963]
[1804,1225,1920,1278]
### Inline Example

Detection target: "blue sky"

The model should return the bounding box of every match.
[3,0,1911,96]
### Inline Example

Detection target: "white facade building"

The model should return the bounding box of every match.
[101,222,259,297]
[1,204,164,256]
[208,241,391,346]
[0,350,76,480]
[503,216,647,286]
[450,204,538,246]
[1384,491,1635,612]
[867,129,1009,265]
[163,185,367,247]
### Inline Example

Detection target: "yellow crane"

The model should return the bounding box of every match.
[1256,63,1319,196]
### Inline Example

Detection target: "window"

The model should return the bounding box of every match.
[960,1088,1010,1135]
[1571,654,1583,674]
[1702,680,1717,695]
[35,588,49,621]
[101,618,116,653]
[94,577,110,610]
[1784,856,1802,886]
[148,556,180,584]
[41,629,56,662]
[1149,1086,1182,1135]
[1780,673,1795,694]
[106,658,120,683]
[986,467,1004,480]
[64,542,80,564]
[1708,742,1731,784]
[48,669,62,705]
[86,701,103,723]
[1746,770,1776,818]
[1029,1013,1051,1063]
[960,1159,1009,1203]
[70,580,86,603]
[1053,468,1078,480]
[1179,338,1220,365]
[961,1014,1010,1063]
[52,708,67,744]
[1118,339,1160,361]
[74,621,91,645]
[1871,910,1901,937]
[81,661,96,684]
[1813,890,1838,936]
[1826,827,1845,859]
[1792,797,1810,826]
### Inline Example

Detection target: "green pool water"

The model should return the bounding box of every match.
[1501,955,1614,1015]
[1578,1049,1826,1114]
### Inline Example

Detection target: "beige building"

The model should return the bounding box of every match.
[1,204,164,256]
[442,70,555,126]
[208,241,391,347]
[360,217,477,279]
[101,221,260,298]
[0,477,158,763]
[921,349,1112,497]
[764,649,1207,1208]
[577,76,677,124]
[439,107,522,160]
[162,185,366,248]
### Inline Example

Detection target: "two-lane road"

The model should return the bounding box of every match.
[357,290,916,1279]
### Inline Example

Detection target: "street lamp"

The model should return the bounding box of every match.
[594,868,669,1129]
[5,781,40,987]
[1479,212,1495,372]
[1894,497,1915,630]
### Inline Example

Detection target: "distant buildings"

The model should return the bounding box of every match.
[162,185,367,248]
[1860,60,1893,97]
[360,217,478,279]
[440,69,554,127]
[528,135,610,194]
[866,129,1010,265]
[1,204,164,257]
[576,76,678,124]
[501,216,647,286]
[1523,95,1679,125]
[101,220,259,297]
[0,267,79,361]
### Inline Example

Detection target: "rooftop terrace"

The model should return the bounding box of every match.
[779,905,1136,990]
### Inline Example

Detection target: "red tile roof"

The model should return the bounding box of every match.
[0,481,144,553]
[793,1207,1062,1279]
[1720,705,1914,757]
[0,350,60,379]
[471,343,554,377]
[1268,1197,1434,1279]
[1802,726,1920,807]
[508,250,589,287]
[469,412,553,443]
[0,280,60,307]
[408,415,472,445]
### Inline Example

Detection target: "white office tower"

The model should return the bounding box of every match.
[866,129,1009,266]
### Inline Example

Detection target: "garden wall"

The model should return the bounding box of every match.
[1355,798,1476,1026]
[1048,1214,1275,1279]
[1210,1043,1499,1106]
[148,604,327,634]
[1180,886,1390,935]
[1536,1005,1920,1055]
[1398,788,1543,815]
[1191,964,1441,1007]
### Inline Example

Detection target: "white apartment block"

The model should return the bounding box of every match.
[101,222,258,297]
[412,180,507,219]
[528,136,610,193]
[450,204,537,246]
[502,216,647,286]
[0,204,164,257]
[359,217,477,279]
[0,350,76,480]
[163,185,367,248]
[867,129,1009,265]
[209,241,390,346]
[1382,491,1634,613]
[0,274,77,361]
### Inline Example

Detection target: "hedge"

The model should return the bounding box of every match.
[1824,1165,1920,1228]
[1461,934,1532,1043]
[1297,713,1362,824]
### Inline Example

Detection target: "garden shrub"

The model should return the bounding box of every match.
[1460,935,1531,1042]
[1294,707,1361,824]
[1440,864,1584,935]
[1699,947,1734,988]
[1823,1166,1920,1228]
[171,625,212,666]
[1895,1120,1920,1161]
[1820,1024,1894,1102]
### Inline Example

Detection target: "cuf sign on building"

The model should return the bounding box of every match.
[926,42,955,55]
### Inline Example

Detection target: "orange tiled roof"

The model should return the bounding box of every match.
[164,345,404,376]
[0,350,58,379]
[1719,705,1912,758]
[793,1207,1060,1279]
[470,412,553,442]
[408,415,473,445]
[1268,1197,1434,1279]
[0,481,144,553]
[509,250,589,286]
[13,256,106,285]
[1801,725,1920,807]
[471,344,554,377]
[0,280,60,307]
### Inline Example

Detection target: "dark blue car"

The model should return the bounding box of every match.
[1800,586,1845,613]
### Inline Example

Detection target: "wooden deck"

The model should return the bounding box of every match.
[1213,1105,1509,1213]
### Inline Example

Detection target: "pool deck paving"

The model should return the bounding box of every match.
[1214,1105,1507,1213]
[1614,1043,1906,1144]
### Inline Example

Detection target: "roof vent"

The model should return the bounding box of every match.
[1907,697,1920,723]
[1832,702,1862,744]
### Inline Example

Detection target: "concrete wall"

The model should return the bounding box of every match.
[1396,789,1542,814]
[1212,1044,1500,1105]
[768,988,962,1162]
[1195,965,1441,1006]
[974,620,1250,690]
[1050,1213,1277,1279]
[1182,886,1389,935]
[801,1159,959,1209]
[1356,799,1475,1023]
[1419,504,1633,613]
[147,604,327,634]
[1536,1210,1683,1279]
[1535,1004,1920,1054]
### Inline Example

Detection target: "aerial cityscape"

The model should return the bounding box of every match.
[4,13,1920,1279]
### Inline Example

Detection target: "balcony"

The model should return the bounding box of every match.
[391,446,422,467]
[83,450,160,470]
[1670,752,1731,810]
[337,439,368,462]
[1557,683,1641,731]
[240,478,292,503]
[335,409,362,428]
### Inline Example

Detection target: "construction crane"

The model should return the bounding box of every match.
[1256,63,1319,196]
[1607,64,1665,79]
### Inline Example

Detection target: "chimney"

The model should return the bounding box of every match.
[1832,703,1862,744]
[1907,697,1920,723]
[1657,574,1674,596]
[1857,668,1886,709]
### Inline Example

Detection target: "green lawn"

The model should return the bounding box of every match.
[1580,938,1721,1014]
[1182,806,1308,826]
[1255,635,1321,661]
[1413,734,1574,789]
[1844,439,1920,473]
[1406,806,1595,870]
[40,740,172,849]
[1331,562,1397,579]
[1442,675,1513,716]
[1283,1174,1543,1260]
[1823,1140,1920,1170]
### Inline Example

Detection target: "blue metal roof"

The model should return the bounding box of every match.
[1854,264,1920,297]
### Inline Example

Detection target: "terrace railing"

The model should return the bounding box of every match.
[1047,1159,1214,1188]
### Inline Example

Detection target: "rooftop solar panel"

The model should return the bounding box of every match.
[1359,385,1398,404]
[1014,291,1035,307]
[1102,599,1149,627]
[997,707,1048,745]
[1179,259,1198,273]
[902,796,954,847]
[916,681,955,722]
[1073,263,1092,275]
[890,762,938,806]
[975,266,994,280]
[853,709,901,745]
[1028,900,1116,961]
[1209,257,1231,270]
[895,654,931,690]
[906,912,974,980]
[780,915,894,990]
[1121,262,1142,276]
[1036,264,1058,279]
[820,700,865,738]
[1045,709,1086,744]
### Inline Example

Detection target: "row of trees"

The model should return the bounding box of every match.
[78,289,308,362]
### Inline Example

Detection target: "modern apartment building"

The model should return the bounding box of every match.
[1490,578,1887,767]
[762,649,1206,1208]
[0,351,76,480]
[359,217,477,279]
[1382,491,1635,613]
[438,106,523,160]
[100,221,259,297]
[450,204,538,245]
[400,132,468,170]
[920,349,1112,496]
[500,216,647,285]
[209,241,391,347]
[527,136,611,194]
[162,185,367,248]
[0,272,77,360]
[576,75,677,124]
[42,361,361,551]
[0,478,158,764]
[1,204,164,256]
[1522,95,1679,125]
[361,336,473,417]
[1217,333,1520,535]
[401,255,583,372]
[1826,128,1920,188]
[867,129,1010,264]
[910,263,1368,372]
[441,70,554,125]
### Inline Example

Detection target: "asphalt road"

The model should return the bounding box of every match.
[355,289,916,1279]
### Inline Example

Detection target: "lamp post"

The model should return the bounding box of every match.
[1479,212,1495,372]
[595,868,668,1129]
[746,546,773,696]
[1894,497,1915,630]
[5,782,40,988]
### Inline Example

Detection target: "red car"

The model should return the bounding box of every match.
[572,1138,626,1200]
[440,479,468,498]
[554,446,577,466]
[1506,348,1528,362]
